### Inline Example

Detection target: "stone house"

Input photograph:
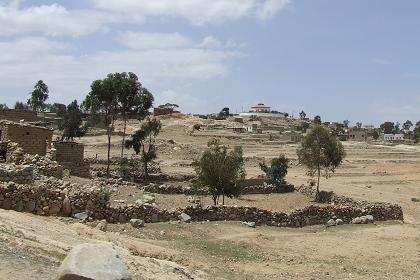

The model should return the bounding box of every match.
[0,121,53,155]
[251,103,271,113]
[52,141,90,178]
[348,129,367,142]
[0,109,39,123]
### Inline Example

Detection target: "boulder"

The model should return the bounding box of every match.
[130,219,145,228]
[335,219,344,225]
[73,212,89,222]
[243,221,256,228]
[56,243,132,280]
[178,213,192,223]
[62,196,72,216]
[326,219,336,227]
[351,217,362,224]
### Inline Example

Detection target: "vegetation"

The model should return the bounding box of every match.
[27,80,49,112]
[14,101,29,110]
[299,110,306,119]
[259,155,289,187]
[194,139,245,205]
[125,117,162,177]
[403,120,413,131]
[314,115,322,125]
[343,120,350,128]
[356,122,363,129]
[297,125,346,199]
[46,103,66,114]
[0,104,8,110]
[83,76,119,175]
[57,100,87,141]
[380,122,395,134]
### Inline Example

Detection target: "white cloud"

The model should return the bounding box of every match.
[0,36,239,105]
[371,58,392,65]
[118,32,192,49]
[92,0,290,25]
[0,1,115,36]
[198,36,243,49]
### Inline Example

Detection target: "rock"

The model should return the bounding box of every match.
[243,221,256,228]
[335,219,344,225]
[74,212,89,222]
[178,213,192,223]
[56,243,132,280]
[96,220,108,232]
[351,217,362,224]
[359,216,369,224]
[142,194,155,203]
[326,219,336,226]
[365,215,374,223]
[62,196,72,216]
[130,219,145,228]
[159,230,166,236]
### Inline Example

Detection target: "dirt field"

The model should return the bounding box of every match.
[2,116,420,279]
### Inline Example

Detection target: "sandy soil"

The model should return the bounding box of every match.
[2,116,420,279]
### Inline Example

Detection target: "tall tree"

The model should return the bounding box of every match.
[299,110,307,120]
[125,117,161,177]
[27,80,49,112]
[117,72,154,157]
[57,100,87,141]
[83,77,119,175]
[403,120,413,131]
[194,139,245,205]
[297,125,346,199]
[380,122,395,134]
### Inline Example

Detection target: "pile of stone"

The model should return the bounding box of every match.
[0,164,34,184]
[20,154,63,179]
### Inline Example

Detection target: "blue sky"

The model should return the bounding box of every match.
[0,0,419,126]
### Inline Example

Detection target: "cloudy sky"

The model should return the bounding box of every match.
[0,0,419,125]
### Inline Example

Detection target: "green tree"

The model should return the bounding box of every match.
[314,115,322,125]
[219,107,230,118]
[117,72,154,157]
[194,139,245,205]
[343,120,350,129]
[403,120,413,131]
[83,76,119,175]
[14,101,29,110]
[373,130,380,140]
[27,80,49,112]
[380,122,395,134]
[259,155,289,187]
[393,122,401,134]
[297,126,346,199]
[125,117,161,177]
[299,110,306,119]
[0,104,8,110]
[47,103,66,114]
[356,122,363,129]
[57,100,87,141]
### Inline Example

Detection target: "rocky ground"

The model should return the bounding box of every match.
[1,116,419,279]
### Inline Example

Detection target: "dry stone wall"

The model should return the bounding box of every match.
[0,164,34,184]
[0,179,403,227]
[52,142,90,178]
[0,109,39,123]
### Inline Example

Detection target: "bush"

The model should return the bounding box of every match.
[259,155,289,187]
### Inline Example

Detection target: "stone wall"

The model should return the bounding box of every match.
[52,141,90,178]
[0,164,34,184]
[142,183,295,195]
[0,109,39,123]
[0,121,53,155]
[0,180,403,227]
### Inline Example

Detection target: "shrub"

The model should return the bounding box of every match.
[259,155,289,187]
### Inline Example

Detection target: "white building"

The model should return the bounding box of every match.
[384,134,404,142]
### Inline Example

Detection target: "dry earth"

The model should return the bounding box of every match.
[1,116,420,279]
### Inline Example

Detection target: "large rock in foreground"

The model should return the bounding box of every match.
[56,243,132,280]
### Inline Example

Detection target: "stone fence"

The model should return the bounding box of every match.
[0,180,403,227]
[142,183,295,195]
[0,164,34,184]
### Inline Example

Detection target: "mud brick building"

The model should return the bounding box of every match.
[0,121,53,156]
[52,141,90,178]
[0,109,39,123]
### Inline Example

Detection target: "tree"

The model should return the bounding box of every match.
[57,100,87,141]
[125,117,161,177]
[27,80,49,112]
[194,139,245,205]
[83,76,119,175]
[356,122,363,129]
[14,101,29,110]
[297,125,346,199]
[393,122,401,134]
[117,72,154,157]
[299,111,306,120]
[259,155,289,187]
[47,103,66,114]
[343,120,350,129]
[219,107,230,118]
[314,115,322,125]
[0,104,8,110]
[373,130,380,140]
[380,122,395,134]
[403,120,413,131]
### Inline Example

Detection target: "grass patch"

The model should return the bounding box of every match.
[411,197,420,203]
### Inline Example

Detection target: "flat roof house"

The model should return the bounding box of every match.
[0,120,53,156]
[251,103,271,113]
[384,134,404,142]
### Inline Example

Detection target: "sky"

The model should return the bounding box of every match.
[0,0,419,126]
